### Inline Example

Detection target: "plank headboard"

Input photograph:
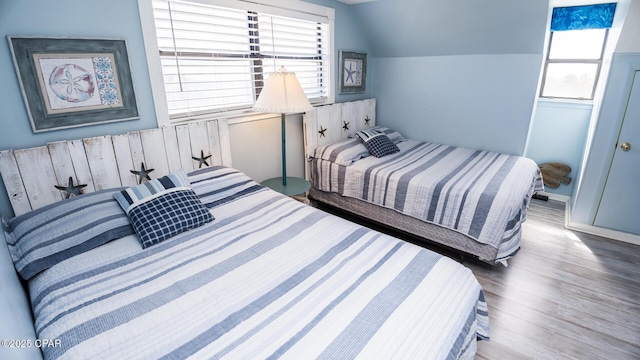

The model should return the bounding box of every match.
[0,119,232,216]
[302,98,376,180]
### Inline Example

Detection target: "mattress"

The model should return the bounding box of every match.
[24,166,489,359]
[311,139,544,262]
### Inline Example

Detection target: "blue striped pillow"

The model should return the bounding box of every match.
[114,170,214,248]
[3,188,134,280]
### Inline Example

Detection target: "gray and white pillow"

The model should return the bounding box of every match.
[3,188,134,280]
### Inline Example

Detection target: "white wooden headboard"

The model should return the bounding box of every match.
[302,98,376,180]
[0,119,232,216]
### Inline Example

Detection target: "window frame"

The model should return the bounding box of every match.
[138,0,335,126]
[539,28,609,101]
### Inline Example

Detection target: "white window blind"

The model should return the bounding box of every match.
[151,0,330,120]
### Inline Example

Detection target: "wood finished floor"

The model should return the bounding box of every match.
[318,199,640,359]
[467,199,640,359]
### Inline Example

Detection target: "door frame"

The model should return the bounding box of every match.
[568,52,640,245]
[593,70,639,231]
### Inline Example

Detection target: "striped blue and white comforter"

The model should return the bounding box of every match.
[312,140,544,261]
[29,166,489,359]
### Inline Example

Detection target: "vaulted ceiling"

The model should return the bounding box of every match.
[337,0,377,4]
[349,0,550,58]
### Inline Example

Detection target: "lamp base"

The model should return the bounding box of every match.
[261,177,311,196]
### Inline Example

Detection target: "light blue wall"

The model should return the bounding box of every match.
[372,54,542,155]
[0,0,369,218]
[0,0,158,217]
[0,0,159,151]
[304,0,373,103]
[351,0,549,155]
[524,100,592,197]
[351,0,548,57]
[0,230,40,360]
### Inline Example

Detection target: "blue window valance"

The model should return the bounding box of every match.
[551,3,617,31]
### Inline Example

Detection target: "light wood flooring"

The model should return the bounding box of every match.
[318,198,640,359]
[468,199,640,360]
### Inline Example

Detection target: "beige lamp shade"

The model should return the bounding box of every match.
[252,66,313,114]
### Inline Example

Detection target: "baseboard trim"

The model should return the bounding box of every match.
[562,197,640,247]
[536,191,570,203]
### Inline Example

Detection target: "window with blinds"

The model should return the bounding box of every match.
[151,0,330,120]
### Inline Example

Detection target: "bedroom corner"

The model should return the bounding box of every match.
[0,0,158,218]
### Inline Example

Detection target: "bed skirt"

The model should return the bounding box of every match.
[309,188,500,264]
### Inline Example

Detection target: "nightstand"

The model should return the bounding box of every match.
[261,177,311,197]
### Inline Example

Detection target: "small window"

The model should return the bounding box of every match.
[540,3,616,100]
[541,29,607,100]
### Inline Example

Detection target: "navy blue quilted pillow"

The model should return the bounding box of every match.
[355,129,400,158]
[114,170,214,248]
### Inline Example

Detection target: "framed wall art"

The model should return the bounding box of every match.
[338,50,367,94]
[8,36,139,132]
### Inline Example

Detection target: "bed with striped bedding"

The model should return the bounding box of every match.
[24,166,488,359]
[311,139,544,263]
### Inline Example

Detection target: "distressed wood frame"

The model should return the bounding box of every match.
[338,50,367,94]
[0,119,231,216]
[8,36,139,132]
[302,98,376,180]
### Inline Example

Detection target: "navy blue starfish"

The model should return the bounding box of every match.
[192,150,212,168]
[318,126,327,137]
[365,115,371,126]
[131,162,154,184]
[345,63,356,83]
[55,177,87,199]
[343,121,350,131]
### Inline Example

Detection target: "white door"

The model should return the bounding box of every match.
[594,71,640,235]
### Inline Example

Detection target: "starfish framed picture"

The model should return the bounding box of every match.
[8,36,139,133]
[338,50,367,94]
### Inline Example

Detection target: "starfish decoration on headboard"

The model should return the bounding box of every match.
[130,162,154,184]
[192,149,212,168]
[54,177,87,199]
[318,126,327,138]
[364,115,371,126]
[342,121,350,131]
